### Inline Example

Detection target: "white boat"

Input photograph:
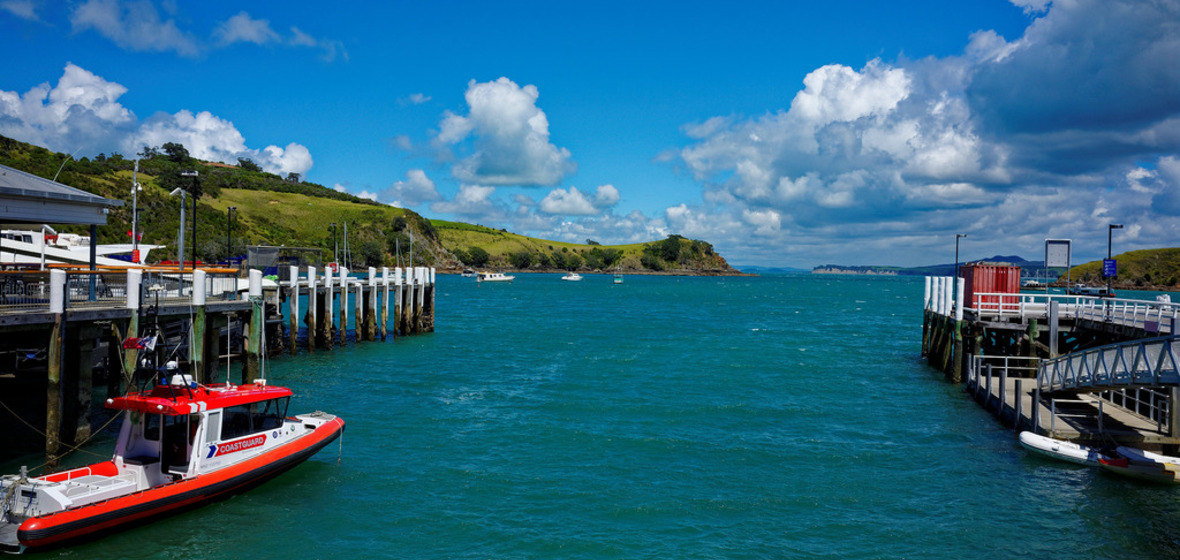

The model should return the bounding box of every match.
[477,271,514,283]
[1099,446,1180,484]
[613,268,623,284]
[1066,283,1115,297]
[1018,431,1110,466]
[2,229,161,267]
[561,271,582,281]
[461,268,476,277]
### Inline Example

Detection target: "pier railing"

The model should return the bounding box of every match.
[1037,335,1180,393]
[968,291,1177,334]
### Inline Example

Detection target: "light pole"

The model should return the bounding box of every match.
[1107,223,1123,296]
[169,187,187,272]
[180,170,199,269]
[226,207,236,266]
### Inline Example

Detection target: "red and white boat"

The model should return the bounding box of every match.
[0,369,344,554]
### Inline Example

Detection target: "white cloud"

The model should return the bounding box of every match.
[435,77,575,186]
[407,93,431,105]
[70,0,200,57]
[383,169,440,207]
[541,187,596,215]
[1,0,39,20]
[214,11,280,45]
[431,184,502,218]
[0,63,313,177]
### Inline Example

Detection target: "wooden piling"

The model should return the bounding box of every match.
[339,267,349,346]
[381,267,390,341]
[321,269,334,350]
[288,266,299,355]
[245,270,262,383]
[306,266,318,352]
[192,270,207,384]
[45,270,66,469]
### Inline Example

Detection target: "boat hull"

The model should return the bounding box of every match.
[10,416,343,553]
[1018,431,1108,466]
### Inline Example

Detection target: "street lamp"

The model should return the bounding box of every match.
[180,170,199,269]
[1107,223,1123,296]
[226,207,236,266]
[169,187,187,272]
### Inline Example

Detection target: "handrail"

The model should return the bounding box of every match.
[1038,335,1180,393]
[967,291,1177,334]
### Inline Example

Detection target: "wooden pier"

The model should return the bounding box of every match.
[921,273,1180,449]
[0,265,436,467]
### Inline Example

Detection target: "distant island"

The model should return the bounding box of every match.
[813,250,1180,291]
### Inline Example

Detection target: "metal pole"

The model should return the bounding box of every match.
[132,160,139,256]
[177,190,186,272]
[955,233,966,311]
[227,207,236,265]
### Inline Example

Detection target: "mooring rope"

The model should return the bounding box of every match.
[0,397,123,473]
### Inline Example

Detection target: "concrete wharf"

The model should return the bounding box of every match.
[0,264,436,467]
[921,275,1180,450]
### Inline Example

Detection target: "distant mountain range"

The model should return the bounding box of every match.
[811,255,1059,278]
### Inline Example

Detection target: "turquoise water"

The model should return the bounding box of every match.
[12,274,1180,558]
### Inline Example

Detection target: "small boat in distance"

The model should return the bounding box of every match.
[1067,283,1115,297]
[1018,431,1111,466]
[0,364,344,553]
[477,271,515,283]
[461,268,476,277]
[613,269,623,284]
[561,271,583,281]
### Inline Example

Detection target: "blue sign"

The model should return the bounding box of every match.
[1103,259,1117,277]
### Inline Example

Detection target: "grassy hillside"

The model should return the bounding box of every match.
[1068,248,1180,289]
[0,134,741,274]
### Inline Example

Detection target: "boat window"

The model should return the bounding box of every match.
[204,411,222,445]
[219,397,290,440]
[144,413,161,441]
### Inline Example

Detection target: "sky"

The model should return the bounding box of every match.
[0,0,1177,268]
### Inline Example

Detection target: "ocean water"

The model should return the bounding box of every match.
[10,274,1180,559]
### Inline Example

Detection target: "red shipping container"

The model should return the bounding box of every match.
[960,263,1021,310]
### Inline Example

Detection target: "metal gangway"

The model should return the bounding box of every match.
[1038,335,1180,393]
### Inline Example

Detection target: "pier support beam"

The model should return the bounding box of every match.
[322,268,335,350]
[338,266,349,345]
[306,266,318,352]
[288,266,299,355]
[245,270,263,383]
[381,267,390,341]
[192,270,208,384]
[45,269,66,469]
[122,269,142,386]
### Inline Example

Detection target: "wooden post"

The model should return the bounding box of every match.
[366,267,377,341]
[122,269,142,386]
[999,366,1008,418]
[245,270,263,383]
[45,270,66,469]
[354,273,364,341]
[288,266,299,355]
[1014,379,1023,431]
[192,270,207,384]
[338,266,349,345]
[381,267,390,341]
[1049,300,1059,358]
[306,266,318,352]
[425,268,436,332]
[322,267,335,350]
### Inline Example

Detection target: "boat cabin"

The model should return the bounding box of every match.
[106,374,294,488]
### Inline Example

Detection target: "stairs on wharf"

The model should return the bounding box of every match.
[922,275,1180,449]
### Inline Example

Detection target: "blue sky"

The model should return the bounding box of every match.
[1,0,1176,268]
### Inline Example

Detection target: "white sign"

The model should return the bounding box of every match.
[1045,239,1071,268]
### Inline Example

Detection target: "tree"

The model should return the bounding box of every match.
[468,246,490,267]
[510,251,533,269]
[162,142,190,163]
[286,172,301,183]
[586,238,600,245]
[237,157,262,172]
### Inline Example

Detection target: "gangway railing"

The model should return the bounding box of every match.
[1038,335,1180,393]
[966,292,1177,335]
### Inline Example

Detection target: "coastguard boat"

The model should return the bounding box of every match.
[0,365,344,553]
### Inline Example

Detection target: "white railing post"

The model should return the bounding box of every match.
[955,281,964,322]
[50,269,66,313]
[193,269,207,306]
[126,269,141,310]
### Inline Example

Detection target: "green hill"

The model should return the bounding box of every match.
[0,134,741,275]
[1068,248,1180,290]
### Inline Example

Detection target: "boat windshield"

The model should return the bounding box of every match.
[220,397,290,440]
